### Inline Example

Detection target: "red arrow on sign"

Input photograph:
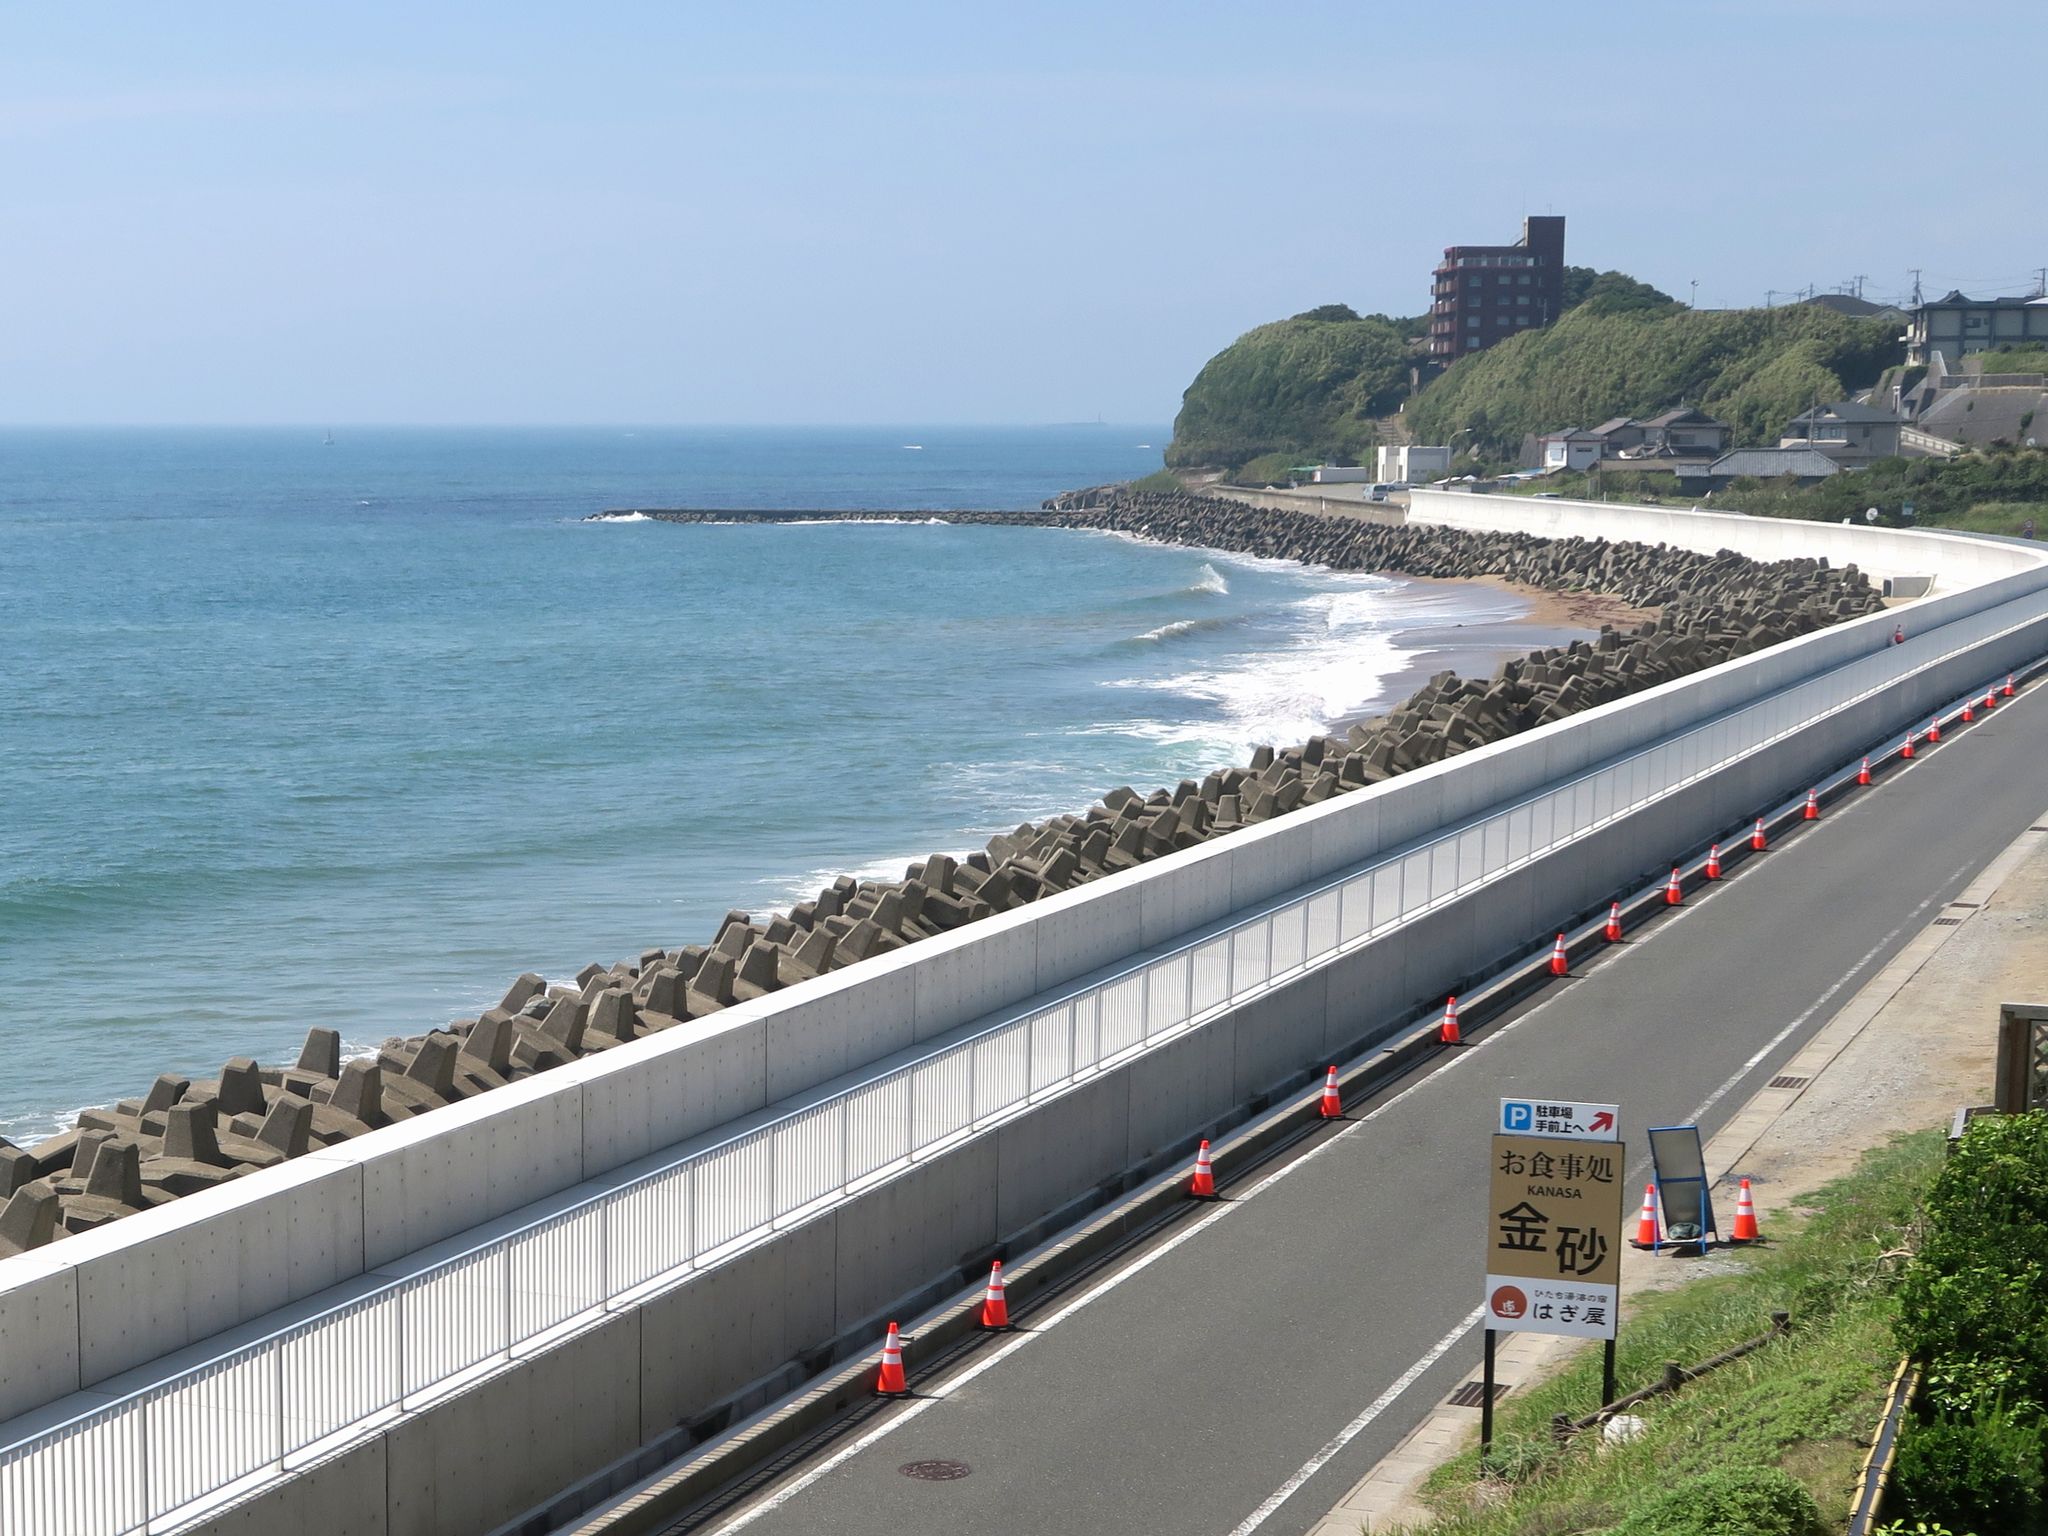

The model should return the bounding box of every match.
[1586,1111,1615,1133]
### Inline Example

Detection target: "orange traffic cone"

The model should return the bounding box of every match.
[1962,699,1974,723]
[1928,718,1942,743]
[876,1321,909,1395]
[1751,818,1768,852]
[1440,996,1462,1046]
[1705,844,1722,880]
[1319,1065,1342,1117]
[1729,1178,1761,1245]
[980,1262,1012,1328]
[1605,901,1624,943]
[1629,1184,1661,1249]
[1857,756,1871,785]
[1549,934,1568,976]
[1664,868,1683,906]
[1189,1139,1216,1199]
[1902,730,1915,759]
[2005,672,2016,698]
[1984,688,1996,711]
[1803,788,1819,820]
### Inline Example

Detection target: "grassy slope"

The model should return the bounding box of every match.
[1411,1130,1943,1535]
[1406,305,1902,457]
[1165,309,1413,470]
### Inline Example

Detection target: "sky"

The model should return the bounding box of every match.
[3,1,2044,427]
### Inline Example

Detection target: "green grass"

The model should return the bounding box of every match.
[1125,468,1185,495]
[1405,1130,1944,1535]
[1976,347,2048,376]
[1931,501,2045,537]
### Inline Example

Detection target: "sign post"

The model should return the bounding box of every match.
[1481,1099,1626,1451]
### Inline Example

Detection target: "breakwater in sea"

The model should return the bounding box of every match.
[0,492,1884,1255]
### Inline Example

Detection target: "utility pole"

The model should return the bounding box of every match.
[1690,279,1698,309]
[1909,268,1923,307]
[1765,289,1780,308]
[1851,274,1868,299]
[2036,267,2047,298]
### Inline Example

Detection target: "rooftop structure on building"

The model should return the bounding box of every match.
[1428,216,1565,363]
[1801,293,1908,324]
[1780,402,1902,466]
[1706,446,1842,482]
[1906,289,2048,366]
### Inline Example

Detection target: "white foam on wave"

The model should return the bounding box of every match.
[589,511,651,523]
[1190,562,1229,596]
[1128,614,1236,645]
[1104,574,1473,752]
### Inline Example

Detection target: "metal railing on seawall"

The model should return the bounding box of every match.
[6,591,2048,1536]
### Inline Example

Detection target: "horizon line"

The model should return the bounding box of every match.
[0,419,1174,433]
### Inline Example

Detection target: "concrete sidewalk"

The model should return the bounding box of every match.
[1315,803,2048,1535]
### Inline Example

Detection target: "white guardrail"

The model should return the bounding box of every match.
[7,587,2048,1535]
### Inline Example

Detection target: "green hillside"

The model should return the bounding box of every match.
[1407,303,1902,457]
[1165,286,1903,472]
[1164,306,1413,470]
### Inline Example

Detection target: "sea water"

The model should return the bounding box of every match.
[0,426,1535,1141]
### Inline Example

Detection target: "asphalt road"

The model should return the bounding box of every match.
[703,675,2048,1536]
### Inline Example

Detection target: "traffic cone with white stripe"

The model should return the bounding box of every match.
[1962,698,1974,723]
[875,1321,909,1395]
[980,1261,1012,1328]
[1705,844,1722,880]
[1857,757,1871,786]
[1729,1179,1761,1245]
[1928,718,1942,743]
[1751,818,1768,852]
[1629,1184,1661,1249]
[1803,787,1819,821]
[1549,933,1569,976]
[1189,1139,1216,1199]
[2005,672,2016,698]
[1319,1065,1342,1117]
[1605,901,1624,943]
[1664,868,1683,906]
[1984,688,1997,711]
[1440,996,1462,1046]
[1902,730,1915,759]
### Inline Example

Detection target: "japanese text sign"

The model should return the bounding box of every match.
[1484,1132,1625,1340]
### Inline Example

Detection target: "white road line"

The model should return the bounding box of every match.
[705,971,1584,1533]
[1683,856,1974,1129]
[1222,832,1987,1533]
[710,734,2002,1535]
[1223,1306,1487,1536]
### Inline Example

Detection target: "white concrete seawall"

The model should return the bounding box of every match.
[5,498,2046,1536]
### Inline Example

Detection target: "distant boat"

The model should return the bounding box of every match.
[322,429,334,446]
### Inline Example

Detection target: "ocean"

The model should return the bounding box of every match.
[0,426,1545,1144]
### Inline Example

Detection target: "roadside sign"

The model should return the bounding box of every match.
[1484,1133,1625,1339]
[1647,1124,1716,1252]
[1499,1098,1619,1140]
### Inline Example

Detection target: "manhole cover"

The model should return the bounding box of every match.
[900,1459,973,1481]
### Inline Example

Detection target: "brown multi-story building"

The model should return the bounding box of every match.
[1428,216,1566,363]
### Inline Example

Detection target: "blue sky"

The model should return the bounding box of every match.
[4,1,2042,426]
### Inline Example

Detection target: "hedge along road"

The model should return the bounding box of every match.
[694,675,2048,1536]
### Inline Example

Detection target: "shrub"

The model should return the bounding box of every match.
[1608,1464,1828,1536]
[1892,1405,2046,1536]
[1896,1112,2048,1411]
